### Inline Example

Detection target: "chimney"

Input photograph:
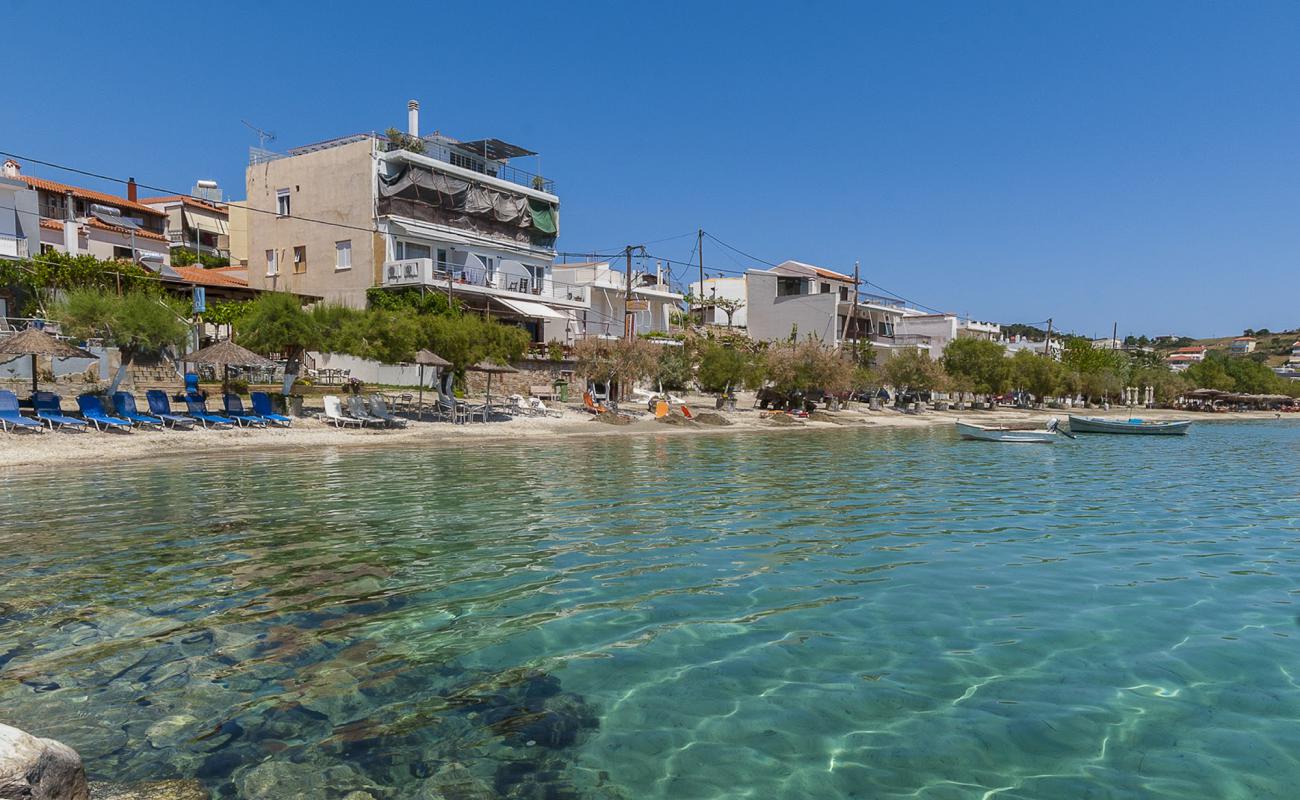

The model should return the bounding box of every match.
[407,100,420,138]
[127,177,137,202]
[1,159,18,179]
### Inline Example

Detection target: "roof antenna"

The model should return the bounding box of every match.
[241,119,276,149]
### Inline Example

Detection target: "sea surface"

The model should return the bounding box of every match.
[1,421,1298,799]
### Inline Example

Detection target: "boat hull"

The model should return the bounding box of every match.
[1067,415,1191,435]
[956,421,1057,443]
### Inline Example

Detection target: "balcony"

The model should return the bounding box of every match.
[381,258,587,306]
[0,234,27,260]
[380,136,554,194]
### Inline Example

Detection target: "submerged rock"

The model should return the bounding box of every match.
[89,778,209,799]
[0,722,89,800]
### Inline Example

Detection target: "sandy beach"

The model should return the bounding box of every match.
[0,395,1289,469]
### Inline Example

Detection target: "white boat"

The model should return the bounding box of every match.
[1067,415,1191,436]
[956,419,1061,443]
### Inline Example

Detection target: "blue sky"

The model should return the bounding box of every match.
[3,1,1297,337]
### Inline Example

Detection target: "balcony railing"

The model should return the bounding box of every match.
[0,234,28,260]
[382,258,586,304]
[381,138,554,194]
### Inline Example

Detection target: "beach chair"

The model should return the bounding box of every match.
[145,390,197,429]
[222,393,269,427]
[368,394,407,427]
[250,392,293,427]
[32,392,87,431]
[433,393,464,424]
[582,391,608,415]
[184,398,235,429]
[0,390,43,433]
[346,395,386,427]
[76,394,134,432]
[112,392,164,430]
[323,395,363,427]
[184,372,201,399]
[654,400,669,419]
[681,404,695,420]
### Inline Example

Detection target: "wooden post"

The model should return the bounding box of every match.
[624,246,634,342]
[697,228,704,323]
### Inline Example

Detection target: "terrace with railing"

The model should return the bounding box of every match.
[0,234,28,260]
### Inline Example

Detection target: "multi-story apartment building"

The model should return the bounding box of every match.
[552,261,683,340]
[3,161,170,266]
[245,100,578,342]
[743,261,920,356]
[140,191,230,261]
[897,312,1001,359]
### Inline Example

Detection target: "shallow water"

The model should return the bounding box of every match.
[2,422,1299,798]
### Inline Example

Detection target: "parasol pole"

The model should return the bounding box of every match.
[418,364,425,422]
[31,354,37,395]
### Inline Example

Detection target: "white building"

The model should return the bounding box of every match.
[742,260,923,357]
[687,275,748,328]
[1002,335,1063,360]
[1229,337,1256,355]
[896,312,1001,359]
[553,261,682,340]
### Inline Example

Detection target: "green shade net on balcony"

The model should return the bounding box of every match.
[528,199,557,235]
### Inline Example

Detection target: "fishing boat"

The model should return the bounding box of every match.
[956,419,1061,443]
[1067,415,1191,436]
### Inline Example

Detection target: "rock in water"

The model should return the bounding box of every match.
[0,722,90,800]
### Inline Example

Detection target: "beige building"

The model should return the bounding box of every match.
[139,194,230,261]
[244,101,578,342]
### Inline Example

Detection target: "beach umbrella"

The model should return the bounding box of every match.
[414,349,451,421]
[468,360,518,420]
[0,327,96,395]
[185,339,276,396]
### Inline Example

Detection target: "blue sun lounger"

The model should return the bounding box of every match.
[0,390,43,432]
[145,390,198,429]
[250,391,293,427]
[32,392,87,431]
[184,397,235,429]
[222,394,268,428]
[77,394,134,432]
[112,392,164,429]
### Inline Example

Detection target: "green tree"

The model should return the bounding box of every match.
[697,341,764,394]
[235,292,321,393]
[943,338,1009,397]
[653,344,693,391]
[880,348,947,395]
[1008,349,1061,402]
[54,289,189,394]
[572,337,658,398]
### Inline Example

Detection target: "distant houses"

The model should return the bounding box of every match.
[897,313,1001,360]
[1229,336,1256,355]
[1166,345,1207,372]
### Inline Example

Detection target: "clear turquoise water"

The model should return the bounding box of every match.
[2,422,1299,799]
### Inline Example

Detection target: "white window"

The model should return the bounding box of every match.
[335,240,352,270]
[266,249,278,276]
[276,188,291,217]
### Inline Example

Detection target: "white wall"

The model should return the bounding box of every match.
[310,351,435,387]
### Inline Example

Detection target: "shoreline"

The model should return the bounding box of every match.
[0,400,1291,469]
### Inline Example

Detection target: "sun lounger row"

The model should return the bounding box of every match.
[320,394,408,428]
[0,390,295,433]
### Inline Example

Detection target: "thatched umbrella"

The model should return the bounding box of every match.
[185,340,276,396]
[414,349,451,420]
[0,327,96,394]
[468,360,518,419]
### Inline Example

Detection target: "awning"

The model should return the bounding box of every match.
[185,210,228,236]
[386,216,473,246]
[495,297,566,321]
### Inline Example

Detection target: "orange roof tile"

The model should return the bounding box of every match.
[18,175,164,217]
[170,265,248,289]
[39,216,167,242]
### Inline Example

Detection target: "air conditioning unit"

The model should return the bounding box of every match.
[383,258,431,286]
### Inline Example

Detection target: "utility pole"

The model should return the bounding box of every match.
[1112,321,1118,350]
[840,260,860,345]
[697,228,705,323]
[624,245,635,342]
[1044,318,1053,359]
